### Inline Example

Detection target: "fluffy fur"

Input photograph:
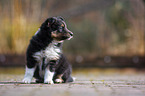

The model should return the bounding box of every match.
[23,16,73,84]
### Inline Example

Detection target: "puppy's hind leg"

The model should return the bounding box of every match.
[54,74,64,83]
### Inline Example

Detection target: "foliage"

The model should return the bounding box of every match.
[0,0,144,57]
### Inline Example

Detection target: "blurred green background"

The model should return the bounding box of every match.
[0,0,144,67]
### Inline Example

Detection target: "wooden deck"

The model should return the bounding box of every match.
[0,68,145,96]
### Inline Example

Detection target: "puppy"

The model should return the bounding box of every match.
[23,16,74,84]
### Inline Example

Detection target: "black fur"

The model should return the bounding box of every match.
[26,16,73,83]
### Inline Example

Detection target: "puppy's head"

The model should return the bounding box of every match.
[46,16,73,41]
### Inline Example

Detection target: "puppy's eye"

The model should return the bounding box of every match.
[58,27,63,32]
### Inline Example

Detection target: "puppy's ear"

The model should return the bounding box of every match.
[57,16,64,21]
[47,17,57,27]
[41,17,57,29]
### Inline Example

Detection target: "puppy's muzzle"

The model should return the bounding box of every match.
[66,29,73,40]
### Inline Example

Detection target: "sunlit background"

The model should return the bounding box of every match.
[0,0,144,68]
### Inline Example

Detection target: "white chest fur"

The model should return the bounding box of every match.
[33,41,62,64]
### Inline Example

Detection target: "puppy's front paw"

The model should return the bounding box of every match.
[55,79,63,83]
[44,79,54,84]
[23,77,31,84]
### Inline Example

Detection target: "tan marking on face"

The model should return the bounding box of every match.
[51,31,64,41]
[51,31,57,38]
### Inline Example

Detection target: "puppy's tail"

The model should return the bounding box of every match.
[67,76,76,82]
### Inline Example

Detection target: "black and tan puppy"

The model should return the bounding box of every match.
[23,16,74,84]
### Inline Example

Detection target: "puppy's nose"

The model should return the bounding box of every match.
[69,31,73,36]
